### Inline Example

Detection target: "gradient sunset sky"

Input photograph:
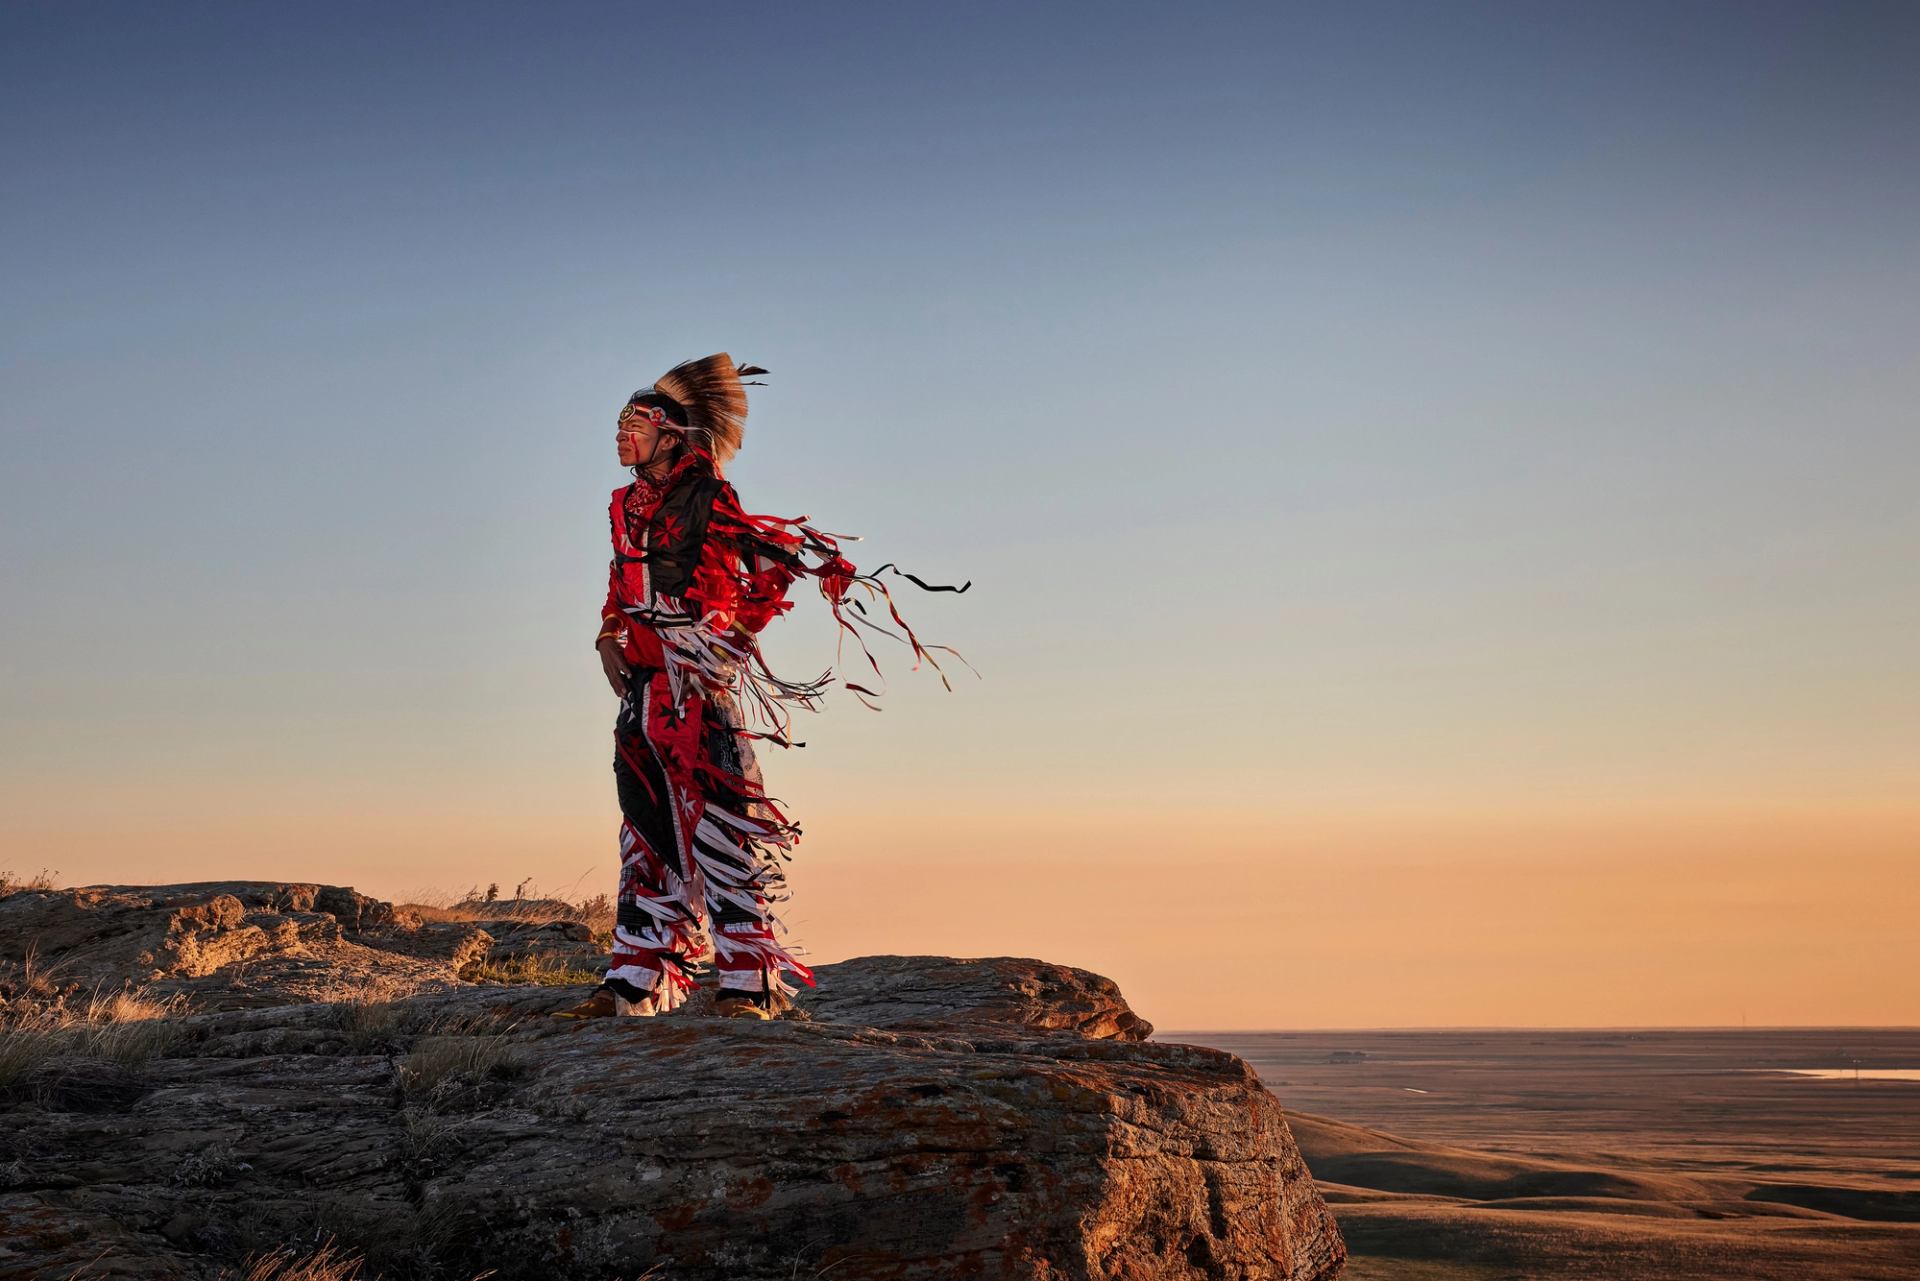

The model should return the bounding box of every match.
[4,2,1915,1029]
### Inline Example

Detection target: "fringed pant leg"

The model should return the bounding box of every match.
[608,669,817,1007]
[694,686,817,1002]
[606,672,704,1010]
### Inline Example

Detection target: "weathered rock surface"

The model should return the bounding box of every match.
[0,882,491,1009]
[0,882,608,1011]
[0,884,1344,1280]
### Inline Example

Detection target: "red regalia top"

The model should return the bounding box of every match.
[601,446,971,744]
[602,461,794,671]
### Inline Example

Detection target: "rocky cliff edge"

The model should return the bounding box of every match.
[0,881,1345,1281]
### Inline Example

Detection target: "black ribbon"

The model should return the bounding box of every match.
[869,563,971,593]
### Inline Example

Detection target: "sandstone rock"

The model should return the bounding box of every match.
[0,883,498,1010]
[0,886,1344,1280]
[802,953,1157,1041]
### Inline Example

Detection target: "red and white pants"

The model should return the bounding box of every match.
[606,668,815,1007]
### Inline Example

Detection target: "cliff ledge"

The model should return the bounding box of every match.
[0,881,1344,1280]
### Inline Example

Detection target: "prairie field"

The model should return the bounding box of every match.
[1170,1028,1920,1280]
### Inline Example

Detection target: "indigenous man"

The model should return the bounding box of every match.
[556,355,967,1020]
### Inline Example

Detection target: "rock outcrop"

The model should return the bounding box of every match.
[0,881,504,1009]
[0,884,1345,1280]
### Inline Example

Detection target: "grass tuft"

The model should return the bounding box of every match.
[224,1241,374,1281]
[399,1034,527,1095]
[0,868,59,899]
[396,1011,531,1111]
[397,879,612,935]
[333,997,406,1053]
[460,949,602,988]
[0,979,188,1091]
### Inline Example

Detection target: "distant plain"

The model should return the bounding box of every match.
[1166,1028,1920,1280]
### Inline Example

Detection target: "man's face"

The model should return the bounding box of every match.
[616,403,671,468]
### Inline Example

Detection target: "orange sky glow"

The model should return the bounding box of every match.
[14,792,1915,1030]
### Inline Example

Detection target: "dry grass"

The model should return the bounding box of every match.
[333,997,405,1053]
[1,941,182,1033]
[407,1007,522,1040]
[0,867,59,898]
[0,940,71,1008]
[225,1244,679,1281]
[0,981,187,1090]
[82,987,179,1026]
[399,1034,526,1095]
[397,1105,468,1171]
[309,971,426,1009]
[396,1009,531,1108]
[216,1239,687,1281]
[222,1239,503,1281]
[226,1242,370,1281]
[397,878,613,935]
[460,949,602,987]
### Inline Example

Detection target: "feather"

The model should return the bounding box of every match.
[649,353,755,474]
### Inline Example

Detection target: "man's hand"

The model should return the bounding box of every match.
[597,635,632,698]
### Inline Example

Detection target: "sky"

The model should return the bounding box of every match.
[3,1,1916,1029]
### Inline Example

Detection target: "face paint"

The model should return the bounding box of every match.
[618,402,686,474]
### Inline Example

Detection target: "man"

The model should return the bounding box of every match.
[556,354,969,1020]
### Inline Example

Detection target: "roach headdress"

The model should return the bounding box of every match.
[630,354,769,475]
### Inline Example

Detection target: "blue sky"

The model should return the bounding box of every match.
[4,2,1916,1025]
